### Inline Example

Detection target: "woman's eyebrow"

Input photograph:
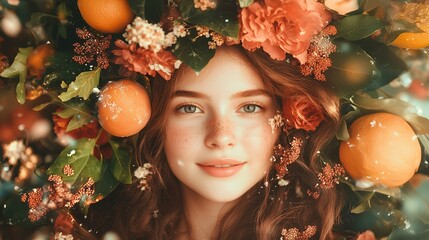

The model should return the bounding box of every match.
[172,90,210,99]
[172,89,271,99]
[231,89,271,99]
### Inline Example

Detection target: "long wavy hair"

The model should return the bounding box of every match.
[87,46,343,240]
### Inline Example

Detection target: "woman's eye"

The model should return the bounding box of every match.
[177,105,202,113]
[239,104,262,113]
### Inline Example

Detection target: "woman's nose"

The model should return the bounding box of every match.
[204,116,236,149]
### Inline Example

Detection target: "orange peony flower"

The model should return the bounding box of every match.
[282,95,324,131]
[112,40,179,80]
[240,0,331,63]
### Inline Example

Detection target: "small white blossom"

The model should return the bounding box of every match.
[124,17,171,52]
[3,140,26,165]
[173,23,188,38]
[278,179,290,186]
[55,232,74,240]
[134,164,153,179]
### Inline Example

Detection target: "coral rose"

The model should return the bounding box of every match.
[112,40,179,80]
[282,95,324,131]
[240,0,331,63]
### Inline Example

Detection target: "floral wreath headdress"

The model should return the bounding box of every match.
[2,0,429,238]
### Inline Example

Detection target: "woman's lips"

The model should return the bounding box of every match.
[197,160,246,177]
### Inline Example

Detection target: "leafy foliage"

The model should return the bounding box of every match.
[0,47,32,104]
[325,40,379,96]
[145,0,164,23]
[28,2,69,40]
[333,15,387,41]
[58,68,101,102]
[238,0,254,8]
[47,138,102,185]
[179,0,239,38]
[54,100,95,132]
[172,34,215,73]
[109,140,132,184]
[357,39,407,92]
[128,0,146,18]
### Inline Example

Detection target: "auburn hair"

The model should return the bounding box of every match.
[85,46,343,240]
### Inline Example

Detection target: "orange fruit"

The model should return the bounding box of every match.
[97,80,151,137]
[27,44,54,77]
[391,32,429,49]
[391,3,429,49]
[77,0,135,34]
[339,113,421,187]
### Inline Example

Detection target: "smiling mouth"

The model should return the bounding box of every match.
[197,160,246,177]
[206,164,241,168]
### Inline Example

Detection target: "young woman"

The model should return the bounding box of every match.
[86,45,343,240]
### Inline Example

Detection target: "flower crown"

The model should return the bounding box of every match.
[2,0,429,237]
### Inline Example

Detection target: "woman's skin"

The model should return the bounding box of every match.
[164,47,280,239]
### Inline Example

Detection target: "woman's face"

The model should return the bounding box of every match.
[164,47,279,203]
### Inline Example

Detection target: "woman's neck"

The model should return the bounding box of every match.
[175,185,238,240]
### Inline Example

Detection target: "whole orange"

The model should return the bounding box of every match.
[97,80,151,137]
[27,44,54,77]
[339,113,421,187]
[391,32,429,49]
[77,0,135,34]
[391,3,429,49]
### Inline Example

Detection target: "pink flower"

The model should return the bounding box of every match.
[112,40,179,80]
[240,0,331,63]
[282,94,324,131]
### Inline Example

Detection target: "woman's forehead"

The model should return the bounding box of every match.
[173,47,265,91]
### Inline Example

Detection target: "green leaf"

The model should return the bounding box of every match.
[128,0,145,18]
[145,0,163,23]
[47,138,101,185]
[57,3,69,38]
[172,36,215,73]
[79,161,119,214]
[239,0,254,8]
[80,155,103,182]
[16,71,27,104]
[94,161,120,197]
[0,47,32,104]
[43,51,84,87]
[359,0,381,12]
[356,39,407,92]
[340,178,402,197]
[380,19,424,45]
[61,81,68,88]
[336,119,350,141]
[29,10,67,39]
[351,192,375,214]
[33,102,52,111]
[325,40,379,96]
[3,194,40,226]
[351,94,429,135]
[110,140,132,184]
[333,15,387,41]
[180,0,239,38]
[54,100,95,132]
[58,68,101,102]
[29,12,54,25]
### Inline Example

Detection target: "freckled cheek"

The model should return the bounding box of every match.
[164,122,202,166]
[241,121,278,157]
